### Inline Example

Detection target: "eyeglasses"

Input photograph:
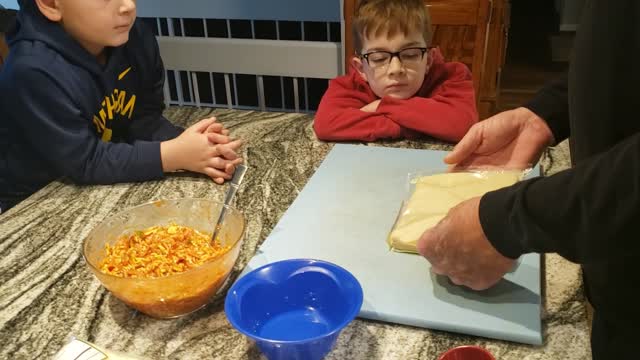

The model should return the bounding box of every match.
[360,47,428,69]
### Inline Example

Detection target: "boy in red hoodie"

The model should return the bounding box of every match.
[314,0,477,142]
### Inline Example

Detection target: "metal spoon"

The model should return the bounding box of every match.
[212,164,248,242]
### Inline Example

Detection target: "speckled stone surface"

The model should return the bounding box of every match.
[0,108,589,359]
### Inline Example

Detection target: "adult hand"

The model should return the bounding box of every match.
[445,107,554,169]
[360,99,381,113]
[416,197,515,290]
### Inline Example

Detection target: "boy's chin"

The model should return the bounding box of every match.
[109,34,131,47]
[384,92,412,100]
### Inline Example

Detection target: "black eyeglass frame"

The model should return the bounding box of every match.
[359,47,429,67]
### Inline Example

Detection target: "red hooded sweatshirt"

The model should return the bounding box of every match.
[313,48,477,142]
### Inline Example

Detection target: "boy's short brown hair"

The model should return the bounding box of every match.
[353,0,432,54]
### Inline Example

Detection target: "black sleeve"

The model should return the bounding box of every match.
[127,21,183,142]
[6,62,165,185]
[479,133,640,264]
[524,73,570,144]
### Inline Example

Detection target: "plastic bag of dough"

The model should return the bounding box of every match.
[387,168,530,254]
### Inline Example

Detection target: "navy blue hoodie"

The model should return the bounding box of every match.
[0,1,182,211]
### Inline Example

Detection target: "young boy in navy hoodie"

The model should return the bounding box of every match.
[314,0,477,142]
[0,0,242,212]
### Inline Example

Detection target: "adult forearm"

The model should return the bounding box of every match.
[480,133,640,263]
[524,73,570,144]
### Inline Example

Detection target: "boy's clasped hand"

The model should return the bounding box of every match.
[161,116,243,184]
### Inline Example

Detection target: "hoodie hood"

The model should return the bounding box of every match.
[9,0,103,76]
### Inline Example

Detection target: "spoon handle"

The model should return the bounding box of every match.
[212,164,247,242]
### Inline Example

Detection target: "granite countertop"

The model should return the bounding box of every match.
[0,107,590,359]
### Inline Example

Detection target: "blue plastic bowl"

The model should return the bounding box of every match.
[225,259,363,360]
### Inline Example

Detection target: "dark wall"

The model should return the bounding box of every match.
[507,0,560,65]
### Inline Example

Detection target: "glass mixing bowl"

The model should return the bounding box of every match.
[83,198,245,318]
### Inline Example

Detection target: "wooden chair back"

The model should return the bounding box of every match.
[343,0,492,95]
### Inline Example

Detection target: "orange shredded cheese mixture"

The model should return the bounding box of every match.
[99,224,229,278]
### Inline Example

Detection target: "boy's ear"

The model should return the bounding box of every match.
[351,56,368,82]
[35,0,62,22]
[427,47,436,68]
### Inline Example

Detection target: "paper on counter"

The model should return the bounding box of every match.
[53,337,148,360]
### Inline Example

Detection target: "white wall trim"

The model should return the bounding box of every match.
[157,36,343,79]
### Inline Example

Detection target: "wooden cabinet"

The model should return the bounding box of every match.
[343,0,510,119]
[0,33,8,67]
[0,9,15,69]
[477,0,510,118]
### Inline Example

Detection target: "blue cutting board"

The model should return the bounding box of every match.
[241,144,542,345]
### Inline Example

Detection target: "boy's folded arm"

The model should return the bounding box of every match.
[127,27,183,142]
[9,67,165,184]
[314,107,406,142]
[377,63,478,142]
[129,110,183,143]
[313,79,407,141]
